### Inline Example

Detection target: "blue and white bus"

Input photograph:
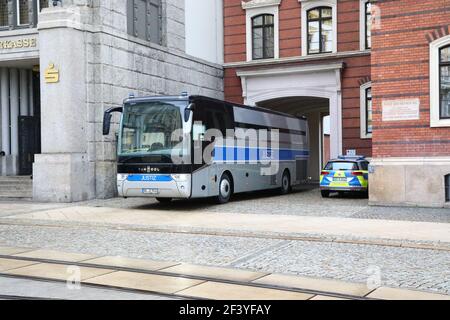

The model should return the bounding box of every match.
[103,94,309,204]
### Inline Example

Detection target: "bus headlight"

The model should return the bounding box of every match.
[171,174,189,182]
[117,174,128,181]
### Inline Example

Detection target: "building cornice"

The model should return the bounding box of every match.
[242,0,281,10]
[236,62,343,77]
[370,157,450,166]
[224,50,370,68]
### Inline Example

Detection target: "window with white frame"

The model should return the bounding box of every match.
[300,0,337,56]
[359,0,372,50]
[307,7,333,54]
[252,14,275,59]
[360,82,372,138]
[242,0,280,61]
[440,45,450,119]
[430,36,450,127]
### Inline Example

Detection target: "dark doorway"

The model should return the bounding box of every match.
[18,70,41,176]
[18,116,40,176]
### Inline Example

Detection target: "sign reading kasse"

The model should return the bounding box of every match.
[0,38,37,50]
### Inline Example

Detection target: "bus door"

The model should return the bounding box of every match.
[192,101,232,197]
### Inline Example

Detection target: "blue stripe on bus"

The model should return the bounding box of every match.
[127,175,173,182]
[213,147,309,162]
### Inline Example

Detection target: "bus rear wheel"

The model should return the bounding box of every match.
[156,198,173,203]
[216,173,232,204]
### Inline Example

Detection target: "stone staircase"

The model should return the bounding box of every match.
[0,176,33,200]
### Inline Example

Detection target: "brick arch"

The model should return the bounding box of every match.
[425,26,450,43]
[358,76,371,86]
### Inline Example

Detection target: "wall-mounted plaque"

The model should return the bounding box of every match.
[382,98,420,121]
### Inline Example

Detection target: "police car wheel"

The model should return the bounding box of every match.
[280,170,291,195]
[321,190,330,198]
[156,198,173,203]
[216,173,232,204]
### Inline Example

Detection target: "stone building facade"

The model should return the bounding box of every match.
[0,0,224,202]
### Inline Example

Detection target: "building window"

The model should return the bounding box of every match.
[252,14,274,60]
[0,0,8,27]
[38,0,49,12]
[365,1,371,49]
[127,0,162,45]
[17,0,29,26]
[430,36,450,127]
[243,0,280,62]
[360,82,372,139]
[366,87,373,134]
[446,174,450,202]
[307,7,333,54]
[440,45,450,119]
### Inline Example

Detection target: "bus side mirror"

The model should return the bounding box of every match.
[184,103,195,122]
[103,107,123,136]
[103,112,113,135]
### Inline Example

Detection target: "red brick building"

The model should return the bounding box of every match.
[370,0,450,207]
[224,0,372,184]
[223,0,450,207]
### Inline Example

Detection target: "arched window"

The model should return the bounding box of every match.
[307,7,333,54]
[440,45,450,119]
[252,14,274,60]
[365,1,372,49]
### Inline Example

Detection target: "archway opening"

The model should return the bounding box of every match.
[257,96,330,183]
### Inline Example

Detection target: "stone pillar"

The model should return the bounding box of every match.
[7,68,19,175]
[19,69,29,116]
[33,4,95,202]
[1,69,10,157]
[29,70,34,116]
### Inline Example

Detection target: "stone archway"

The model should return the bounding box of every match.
[237,63,343,159]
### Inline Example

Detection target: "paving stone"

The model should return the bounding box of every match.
[178,281,314,300]
[85,271,204,295]
[367,287,450,300]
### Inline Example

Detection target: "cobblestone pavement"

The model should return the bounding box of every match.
[1,187,448,223]
[77,187,450,223]
[0,224,448,295]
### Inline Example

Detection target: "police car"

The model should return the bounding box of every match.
[320,156,370,198]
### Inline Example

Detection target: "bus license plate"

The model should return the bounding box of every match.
[142,188,159,195]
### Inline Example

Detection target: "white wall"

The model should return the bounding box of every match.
[185,0,224,64]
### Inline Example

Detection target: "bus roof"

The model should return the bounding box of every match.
[123,95,305,121]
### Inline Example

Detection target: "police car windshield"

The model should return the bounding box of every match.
[325,162,358,171]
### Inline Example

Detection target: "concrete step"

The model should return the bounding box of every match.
[0,194,32,199]
[0,186,32,192]
[0,176,33,199]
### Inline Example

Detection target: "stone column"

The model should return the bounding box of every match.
[1,69,10,157]
[33,4,95,202]
[29,70,34,116]
[20,69,29,116]
[9,68,19,175]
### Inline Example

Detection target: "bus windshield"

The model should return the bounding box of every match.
[119,101,185,159]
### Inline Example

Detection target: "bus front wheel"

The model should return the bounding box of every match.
[216,173,233,204]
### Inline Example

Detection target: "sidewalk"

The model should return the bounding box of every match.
[0,247,449,300]
[3,205,450,249]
